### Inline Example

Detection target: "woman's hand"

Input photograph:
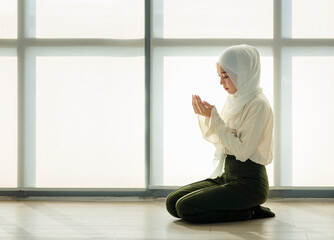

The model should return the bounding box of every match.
[192,95,214,118]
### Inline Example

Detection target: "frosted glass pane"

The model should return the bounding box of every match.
[0,57,17,187]
[0,0,17,38]
[36,0,144,39]
[261,58,274,187]
[292,0,334,38]
[36,57,145,188]
[162,0,273,38]
[292,57,334,186]
[163,56,273,186]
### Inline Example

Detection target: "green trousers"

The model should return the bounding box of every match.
[166,155,269,223]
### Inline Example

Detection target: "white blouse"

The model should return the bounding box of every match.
[198,94,274,165]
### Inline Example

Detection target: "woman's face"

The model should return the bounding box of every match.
[216,64,237,94]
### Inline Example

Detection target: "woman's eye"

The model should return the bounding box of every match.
[219,74,228,79]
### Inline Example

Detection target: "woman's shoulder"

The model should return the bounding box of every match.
[245,93,273,115]
[249,93,271,107]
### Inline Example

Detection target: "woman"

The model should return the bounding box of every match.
[166,44,275,223]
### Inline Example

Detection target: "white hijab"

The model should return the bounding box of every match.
[209,44,263,178]
[218,44,263,122]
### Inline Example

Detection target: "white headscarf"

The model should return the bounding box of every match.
[217,44,263,123]
[209,44,263,178]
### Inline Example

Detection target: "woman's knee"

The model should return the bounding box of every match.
[175,196,194,219]
[260,191,269,205]
[175,198,186,219]
[259,183,269,204]
[166,192,181,218]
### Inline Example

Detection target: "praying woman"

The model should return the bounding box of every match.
[166,44,275,223]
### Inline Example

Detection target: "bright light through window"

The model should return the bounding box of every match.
[0,0,17,38]
[36,0,144,39]
[36,56,145,188]
[0,57,17,187]
[162,0,273,38]
[292,57,334,186]
[292,0,334,38]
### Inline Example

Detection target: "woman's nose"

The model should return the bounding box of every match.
[220,77,225,85]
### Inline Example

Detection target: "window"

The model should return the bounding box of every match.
[292,0,334,38]
[2,0,145,189]
[1,0,334,193]
[291,55,334,186]
[0,52,17,187]
[35,55,144,188]
[161,0,273,38]
[152,0,334,188]
[35,0,144,39]
[0,0,16,38]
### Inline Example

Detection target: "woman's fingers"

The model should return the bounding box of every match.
[195,96,204,114]
[197,97,206,113]
[195,95,207,115]
[203,101,214,109]
[192,94,211,117]
[193,95,202,114]
[192,95,196,112]
[192,95,200,114]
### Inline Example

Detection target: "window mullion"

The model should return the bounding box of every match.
[18,0,37,188]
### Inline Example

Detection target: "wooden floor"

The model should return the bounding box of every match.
[0,198,333,240]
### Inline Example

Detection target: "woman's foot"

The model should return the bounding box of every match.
[251,205,275,219]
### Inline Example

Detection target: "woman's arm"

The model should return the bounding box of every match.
[197,114,220,144]
[193,94,220,144]
[210,102,272,162]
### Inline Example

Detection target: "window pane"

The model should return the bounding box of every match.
[161,0,273,38]
[163,56,224,186]
[162,55,273,186]
[292,57,334,186]
[36,0,144,39]
[261,58,274,186]
[36,57,145,188]
[0,57,17,187]
[292,0,334,38]
[0,0,17,38]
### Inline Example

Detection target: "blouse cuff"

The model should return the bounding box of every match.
[197,109,219,144]
[210,106,227,135]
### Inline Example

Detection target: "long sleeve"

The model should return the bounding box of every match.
[209,101,272,162]
[197,113,220,145]
[197,107,227,178]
